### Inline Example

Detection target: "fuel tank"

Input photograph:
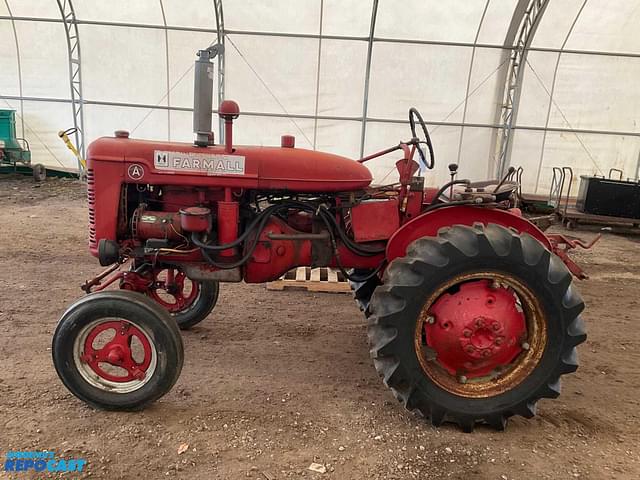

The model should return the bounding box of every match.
[87,136,372,192]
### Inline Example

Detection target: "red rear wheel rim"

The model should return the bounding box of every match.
[415,271,547,398]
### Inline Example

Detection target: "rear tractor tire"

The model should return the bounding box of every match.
[368,223,586,432]
[349,268,382,315]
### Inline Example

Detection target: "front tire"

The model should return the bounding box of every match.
[146,267,219,330]
[52,290,184,410]
[368,223,586,431]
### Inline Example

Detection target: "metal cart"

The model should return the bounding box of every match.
[0,109,46,181]
[550,166,640,230]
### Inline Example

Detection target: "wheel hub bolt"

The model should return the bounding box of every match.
[492,322,501,331]
[482,350,491,357]
[426,315,436,325]
[458,375,467,384]
[521,342,530,350]
[489,280,499,290]
[463,329,472,337]
[495,337,504,346]
[465,345,475,353]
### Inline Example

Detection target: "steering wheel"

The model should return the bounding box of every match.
[409,107,435,170]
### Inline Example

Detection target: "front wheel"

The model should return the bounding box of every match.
[52,290,184,410]
[146,267,219,330]
[368,223,586,431]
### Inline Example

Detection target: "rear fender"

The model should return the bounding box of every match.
[386,205,551,262]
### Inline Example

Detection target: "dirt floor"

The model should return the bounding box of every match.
[0,175,638,480]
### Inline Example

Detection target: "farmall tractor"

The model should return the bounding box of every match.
[53,45,589,432]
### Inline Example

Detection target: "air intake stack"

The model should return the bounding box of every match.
[193,44,223,147]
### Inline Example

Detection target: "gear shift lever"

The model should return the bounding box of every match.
[448,163,458,199]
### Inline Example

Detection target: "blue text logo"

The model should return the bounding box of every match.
[4,451,87,473]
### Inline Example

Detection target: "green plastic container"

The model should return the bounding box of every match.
[0,109,30,164]
[0,110,21,150]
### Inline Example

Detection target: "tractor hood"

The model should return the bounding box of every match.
[87,136,372,192]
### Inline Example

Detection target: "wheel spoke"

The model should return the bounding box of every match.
[148,268,200,313]
[79,319,154,383]
[173,293,187,310]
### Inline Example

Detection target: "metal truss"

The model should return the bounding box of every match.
[359,0,379,158]
[56,0,85,170]
[495,0,549,177]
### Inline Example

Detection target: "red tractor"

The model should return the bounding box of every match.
[53,45,589,432]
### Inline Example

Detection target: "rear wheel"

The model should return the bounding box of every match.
[146,267,219,330]
[52,290,183,410]
[368,223,586,431]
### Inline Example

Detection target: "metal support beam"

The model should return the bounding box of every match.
[2,1,24,139]
[359,0,379,158]
[492,0,549,177]
[3,15,640,60]
[159,0,171,140]
[533,0,590,191]
[312,0,324,149]
[2,93,640,140]
[56,0,85,171]
[213,0,225,142]
[456,0,490,167]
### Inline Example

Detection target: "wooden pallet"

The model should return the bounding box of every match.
[266,267,351,293]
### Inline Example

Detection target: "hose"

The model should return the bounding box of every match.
[312,206,386,282]
[192,202,284,269]
[194,202,282,251]
[316,205,385,256]
[193,199,386,269]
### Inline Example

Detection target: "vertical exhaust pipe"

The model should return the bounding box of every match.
[193,44,223,147]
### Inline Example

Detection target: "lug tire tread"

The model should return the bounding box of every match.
[367,224,586,432]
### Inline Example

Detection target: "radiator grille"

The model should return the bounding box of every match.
[87,168,96,248]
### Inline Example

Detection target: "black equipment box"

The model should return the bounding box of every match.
[576,176,640,218]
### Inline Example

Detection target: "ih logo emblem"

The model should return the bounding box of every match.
[127,164,145,180]
[156,152,168,167]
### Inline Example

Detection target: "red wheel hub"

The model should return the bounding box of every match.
[425,279,527,378]
[80,320,153,382]
[148,269,199,313]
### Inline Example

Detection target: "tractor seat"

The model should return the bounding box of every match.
[447,180,518,203]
